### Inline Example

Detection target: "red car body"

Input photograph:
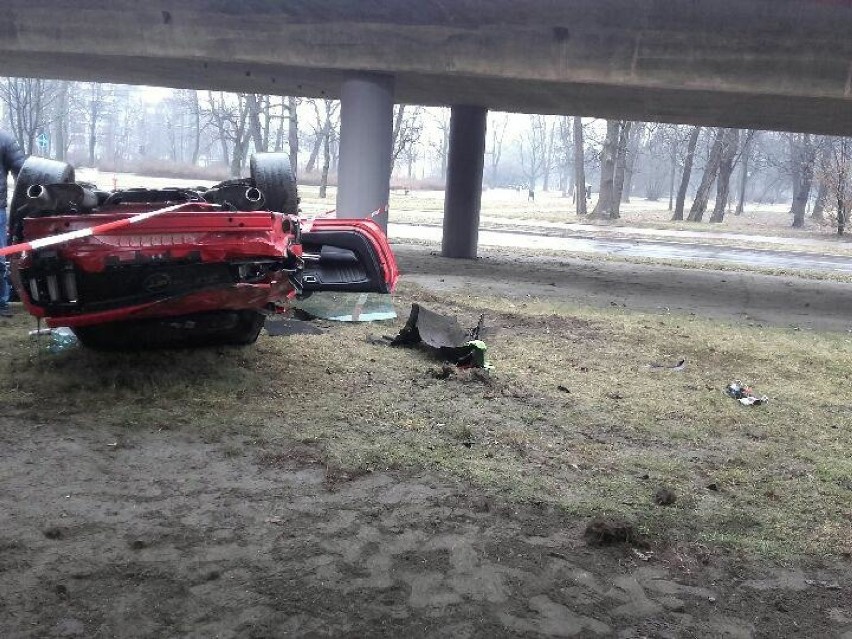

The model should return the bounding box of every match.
[13,207,398,330]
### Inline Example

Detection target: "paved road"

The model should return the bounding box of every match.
[389,223,852,274]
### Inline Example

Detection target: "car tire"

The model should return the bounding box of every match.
[250,153,299,215]
[222,310,266,346]
[9,157,75,242]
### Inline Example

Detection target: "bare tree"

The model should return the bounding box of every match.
[202,91,252,176]
[673,126,701,221]
[735,130,756,215]
[688,128,726,222]
[315,100,340,198]
[430,109,451,181]
[487,112,509,187]
[542,117,557,192]
[590,120,620,218]
[610,121,635,219]
[49,81,72,161]
[818,137,852,235]
[621,123,643,204]
[72,83,114,166]
[811,142,831,222]
[391,105,423,174]
[709,128,742,223]
[557,116,573,197]
[518,115,548,193]
[789,133,816,228]
[0,77,61,154]
[573,117,587,216]
[287,96,299,174]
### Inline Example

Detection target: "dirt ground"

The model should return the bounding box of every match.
[396,244,852,333]
[2,248,852,638]
[2,420,851,639]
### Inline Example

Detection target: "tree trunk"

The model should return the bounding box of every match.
[688,129,725,222]
[542,121,556,192]
[621,125,641,204]
[812,180,828,221]
[710,129,740,223]
[673,126,700,221]
[319,125,332,199]
[305,136,322,173]
[791,133,816,229]
[668,149,677,211]
[247,94,265,153]
[190,93,201,165]
[611,122,633,219]
[791,134,815,228]
[736,147,750,215]
[573,117,587,216]
[53,82,70,162]
[591,120,619,218]
[439,124,449,181]
[288,96,299,175]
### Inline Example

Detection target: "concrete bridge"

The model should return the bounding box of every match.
[3,0,852,257]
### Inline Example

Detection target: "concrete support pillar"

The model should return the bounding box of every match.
[336,74,395,230]
[442,105,487,259]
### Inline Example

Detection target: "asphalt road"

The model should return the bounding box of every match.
[389,223,852,274]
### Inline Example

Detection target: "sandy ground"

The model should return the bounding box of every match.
[2,420,851,639]
[2,227,852,636]
[396,244,852,333]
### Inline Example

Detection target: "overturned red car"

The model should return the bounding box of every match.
[7,154,398,349]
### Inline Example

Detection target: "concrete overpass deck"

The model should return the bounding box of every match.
[2,0,852,257]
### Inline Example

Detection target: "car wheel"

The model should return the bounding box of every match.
[250,153,299,215]
[9,157,75,242]
[222,310,266,345]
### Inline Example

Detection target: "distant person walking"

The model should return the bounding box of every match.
[0,130,26,317]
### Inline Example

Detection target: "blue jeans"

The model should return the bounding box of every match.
[0,208,9,308]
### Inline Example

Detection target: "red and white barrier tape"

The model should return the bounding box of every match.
[0,203,199,258]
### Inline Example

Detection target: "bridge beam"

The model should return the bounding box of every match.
[442,105,488,260]
[336,74,395,230]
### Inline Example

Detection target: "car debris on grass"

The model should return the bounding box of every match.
[390,303,492,369]
[726,381,769,406]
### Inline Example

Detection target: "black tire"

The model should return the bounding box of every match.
[9,157,75,242]
[73,311,266,351]
[250,153,299,215]
[222,310,266,346]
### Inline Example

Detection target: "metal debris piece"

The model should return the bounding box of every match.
[391,304,491,368]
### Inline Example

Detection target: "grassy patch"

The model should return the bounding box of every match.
[1,286,851,559]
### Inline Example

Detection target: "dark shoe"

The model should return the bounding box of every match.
[0,307,13,318]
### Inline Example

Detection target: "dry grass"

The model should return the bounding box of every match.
[1,285,850,559]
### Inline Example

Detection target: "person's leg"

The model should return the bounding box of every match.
[0,208,10,316]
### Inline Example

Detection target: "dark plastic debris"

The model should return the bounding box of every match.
[391,304,490,368]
